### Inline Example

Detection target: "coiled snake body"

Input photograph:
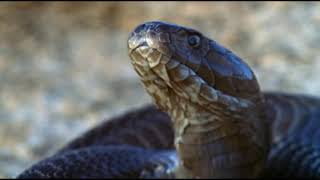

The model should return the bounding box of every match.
[17,21,320,178]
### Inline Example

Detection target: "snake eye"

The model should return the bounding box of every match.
[188,35,201,48]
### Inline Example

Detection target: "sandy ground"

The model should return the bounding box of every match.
[0,2,319,178]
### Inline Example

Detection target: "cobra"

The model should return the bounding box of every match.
[17,21,320,178]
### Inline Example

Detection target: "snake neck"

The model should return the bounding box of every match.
[168,94,269,178]
[137,67,269,178]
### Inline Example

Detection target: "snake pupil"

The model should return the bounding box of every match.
[188,35,201,48]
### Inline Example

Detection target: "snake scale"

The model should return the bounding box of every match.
[17,21,320,178]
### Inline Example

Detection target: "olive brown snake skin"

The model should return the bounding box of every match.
[17,21,320,178]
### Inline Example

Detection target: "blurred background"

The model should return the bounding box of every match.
[0,2,319,178]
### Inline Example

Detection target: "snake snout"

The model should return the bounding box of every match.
[128,22,176,71]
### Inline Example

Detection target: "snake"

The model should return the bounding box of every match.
[16,21,320,178]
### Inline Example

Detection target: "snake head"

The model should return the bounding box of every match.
[128,21,262,111]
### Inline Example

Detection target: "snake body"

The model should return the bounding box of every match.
[17,21,320,178]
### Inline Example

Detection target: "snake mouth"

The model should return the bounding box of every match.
[128,21,254,111]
